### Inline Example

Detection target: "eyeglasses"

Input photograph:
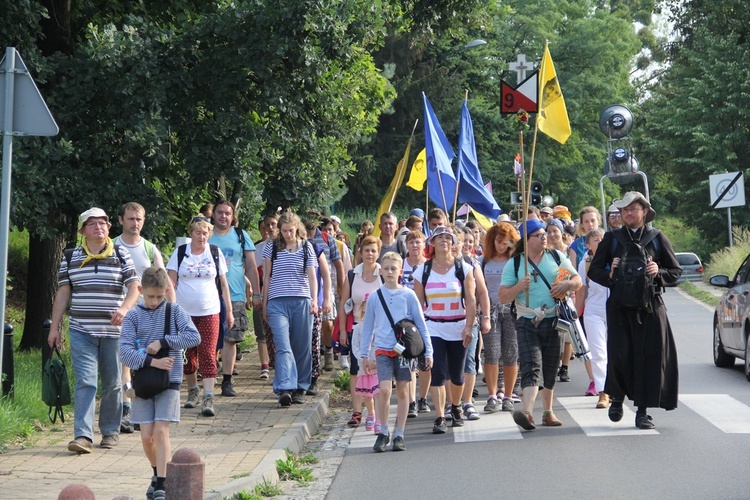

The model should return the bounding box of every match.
[86,220,108,228]
[529,232,547,239]
[191,216,211,223]
[609,214,621,219]
[620,206,643,214]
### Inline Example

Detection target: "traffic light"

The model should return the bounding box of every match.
[530,181,543,206]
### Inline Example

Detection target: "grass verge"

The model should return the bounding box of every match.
[678,281,720,308]
[276,449,315,484]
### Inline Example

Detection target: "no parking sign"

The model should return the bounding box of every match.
[709,172,745,209]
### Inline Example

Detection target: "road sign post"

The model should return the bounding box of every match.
[710,172,746,248]
[0,47,59,381]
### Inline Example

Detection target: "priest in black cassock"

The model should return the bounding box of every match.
[588,191,681,430]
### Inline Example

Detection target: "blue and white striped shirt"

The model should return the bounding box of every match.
[120,301,201,385]
[262,240,318,301]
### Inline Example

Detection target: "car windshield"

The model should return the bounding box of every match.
[677,254,699,266]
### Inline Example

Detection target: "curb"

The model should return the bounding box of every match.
[205,392,330,499]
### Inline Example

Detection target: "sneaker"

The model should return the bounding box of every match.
[512,410,536,431]
[340,354,350,370]
[146,476,156,500]
[432,417,448,434]
[323,351,334,371]
[232,367,239,376]
[463,403,480,420]
[306,379,318,396]
[596,392,611,409]
[484,397,499,413]
[279,391,292,407]
[292,389,306,404]
[408,401,418,418]
[100,434,119,449]
[120,406,134,434]
[374,421,381,435]
[585,380,597,396]
[202,394,216,416]
[501,397,515,412]
[444,405,453,421]
[365,415,374,431]
[417,397,431,413]
[558,365,570,382]
[259,368,270,380]
[236,349,243,361]
[542,411,562,426]
[347,412,362,427]
[152,489,165,500]
[373,433,389,453]
[221,378,237,397]
[510,393,522,404]
[496,390,506,401]
[451,405,464,427]
[392,436,406,451]
[67,437,93,454]
[184,387,201,408]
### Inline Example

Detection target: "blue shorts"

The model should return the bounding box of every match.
[376,354,415,383]
[463,324,479,375]
[131,388,181,424]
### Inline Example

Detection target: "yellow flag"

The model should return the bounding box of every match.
[537,43,571,144]
[469,207,493,231]
[406,148,427,191]
[372,142,412,237]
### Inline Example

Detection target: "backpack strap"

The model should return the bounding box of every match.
[177,244,188,272]
[144,239,154,264]
[234,227,246,250]
[397,238,408,258]
[347,269,355,300]
[376,289,398,335]
[209,244,222,294]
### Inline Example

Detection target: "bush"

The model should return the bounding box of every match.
[704,226,750,280]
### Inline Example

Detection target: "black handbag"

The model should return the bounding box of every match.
[377,289,426,359]
[42,346,72,423]
[132,303,172,399]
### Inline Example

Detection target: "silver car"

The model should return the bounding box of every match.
[675,252,703,283]
[710,253,750,380]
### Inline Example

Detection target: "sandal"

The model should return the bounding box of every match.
[347,412,362,427]
[365,414,375,431]
[463,403,480,420]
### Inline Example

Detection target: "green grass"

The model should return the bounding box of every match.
[0,335,74,453]
[332,370,350,392]
[704,226,750,280]
[678,281,720,308]
[275,449,314,484]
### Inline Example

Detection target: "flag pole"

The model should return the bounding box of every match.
[519,130,530,307]
[388,119,419,212]
[452,89,469,223]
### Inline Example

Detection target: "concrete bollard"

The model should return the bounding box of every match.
[58,483,95,499]
[166,447,204,500]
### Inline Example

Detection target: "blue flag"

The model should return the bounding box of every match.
[423,92,456,213]
[457,100,502,218]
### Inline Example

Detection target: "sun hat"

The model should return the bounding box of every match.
[497,214,512,223]
[613,191,655,223]
[552,205,572,219]
[540,206,554,215]
[519,219,546,239]
[427,225,458,246]
[79,207,109,229]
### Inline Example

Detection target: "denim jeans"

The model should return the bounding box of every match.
[266,297,312,394]
[68,328,122,440]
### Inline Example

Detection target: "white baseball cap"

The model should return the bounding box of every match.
[79,207,110,229]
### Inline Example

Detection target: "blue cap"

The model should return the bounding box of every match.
[546,218,565,234]
[519,218,546,239]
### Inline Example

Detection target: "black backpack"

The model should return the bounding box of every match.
[610,229,660,312]
[420,258,466,306]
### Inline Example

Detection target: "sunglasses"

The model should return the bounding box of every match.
[191,216,211,223]
[609,214,621,219]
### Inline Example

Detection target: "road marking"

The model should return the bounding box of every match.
[453,412,523,442]
[558,397,659,437]
[680,394,750,433]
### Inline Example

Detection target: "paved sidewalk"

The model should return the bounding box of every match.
[0,349,336,499]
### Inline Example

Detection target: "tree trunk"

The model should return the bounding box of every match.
[18,233,66,350]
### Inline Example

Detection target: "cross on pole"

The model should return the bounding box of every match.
[509,54,532,84]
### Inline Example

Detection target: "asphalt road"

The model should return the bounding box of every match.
[327,288,750,500]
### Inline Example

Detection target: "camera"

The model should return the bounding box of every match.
[555,317,573,337]
[393,342,406,356]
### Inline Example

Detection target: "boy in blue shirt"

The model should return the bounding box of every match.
[360,252,433,452]
[120,267,201,500]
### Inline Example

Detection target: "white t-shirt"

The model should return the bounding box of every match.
[166,245,228,316]
[578,252,609,317]
[414,260,473,341]
[114,236,158,278]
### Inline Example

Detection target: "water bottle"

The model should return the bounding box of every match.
[135,338,146,355]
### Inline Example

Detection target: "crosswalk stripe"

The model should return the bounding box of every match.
[453,412,523,442]
[558,396,659,436]
[679,394,750,433]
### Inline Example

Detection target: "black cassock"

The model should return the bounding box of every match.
[588,227,682,410]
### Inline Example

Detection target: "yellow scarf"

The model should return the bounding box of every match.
[80,237,115,268]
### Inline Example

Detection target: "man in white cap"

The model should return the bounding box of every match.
[588,191,681,430]
[539,206,554,224]
[49,207,140,453]
[606,202,622,231]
